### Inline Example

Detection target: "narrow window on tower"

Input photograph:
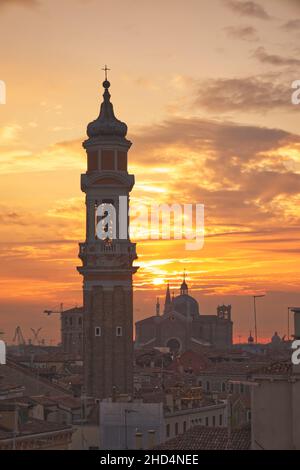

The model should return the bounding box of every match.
[95,326,101,337]
[116,326,123,337]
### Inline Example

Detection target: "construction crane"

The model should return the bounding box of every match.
[44,303,64,316]
[12,326,26,346]
[30,327,43,345]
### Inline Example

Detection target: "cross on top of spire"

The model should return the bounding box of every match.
[102,64,110,81]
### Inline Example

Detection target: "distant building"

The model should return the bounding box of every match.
[0,402,73,450]
[251,361,300,450]
[61,307,83,356]
[98,400,164,450]
[135,277,233,352]
[162,388,227,441]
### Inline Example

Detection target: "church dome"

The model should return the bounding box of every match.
[172,294,200,318]
[86,80,128,140]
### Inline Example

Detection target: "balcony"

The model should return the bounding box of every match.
[79,241,137,257]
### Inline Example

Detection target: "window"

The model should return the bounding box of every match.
[95,326,101,337]
[206,381,210,391]
[205,417,209,426]
[117,151,127,171]
[166,424,170,438]
[69,317,73,326]
[240,383,245,394]
[87,151,98,171]
[78,317,82,326]
[101,150,115,170]
[116,326,123,337]
[247,410,252,422]
[212,416,216,427]
[183,421,187,433]
[219,414,223,426]
[175,423,179,436]
[221,382,226,392]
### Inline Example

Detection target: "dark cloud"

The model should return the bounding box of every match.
[0,209,29,226]
[194,76,291,113]
[286,0,300,8]
[224,25,259,41]
[223,0,270,20]
[132,116,300,230]
[238,237,300,244]
[253,46,300,66]
[0,239,77,246]
[133,117,289,161]
[0,0,38,7]
[281,18,300,31]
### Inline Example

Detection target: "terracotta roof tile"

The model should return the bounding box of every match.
[154,426,251,450]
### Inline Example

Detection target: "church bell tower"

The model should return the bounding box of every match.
[77,70,138,399]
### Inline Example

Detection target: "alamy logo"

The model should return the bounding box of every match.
[0,80,6,105]
[0,340,6,365]
[291,340,300,365]
[292,80,300,105]
[96,198,205,251]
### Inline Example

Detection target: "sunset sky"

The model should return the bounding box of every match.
[1,0,300,344]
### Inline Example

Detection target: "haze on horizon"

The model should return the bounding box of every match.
[0,0,300,345]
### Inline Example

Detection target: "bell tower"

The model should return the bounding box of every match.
[77,73,138,399]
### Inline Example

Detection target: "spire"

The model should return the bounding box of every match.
[86,71,128,141]
[180,270,188,295]
[164,283,171,314]
[156,297,160,317]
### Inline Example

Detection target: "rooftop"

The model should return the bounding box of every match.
[0,418,72,441]
[154,425,251,450]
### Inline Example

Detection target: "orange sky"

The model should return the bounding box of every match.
[1,0,300,345]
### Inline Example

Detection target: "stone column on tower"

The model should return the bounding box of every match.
[77,74,138,399]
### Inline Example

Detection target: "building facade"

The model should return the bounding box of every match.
[77,77,138,399]
[61,307,83,356]
[135,279,233,352]
[251,362,300,450]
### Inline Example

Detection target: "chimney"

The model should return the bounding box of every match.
[292,308,300,339]
[291,308,300,375]
[147,430,156,449]
[112,386,117,403]
[135,431,143,450]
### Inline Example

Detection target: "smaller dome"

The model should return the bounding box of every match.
[86,81,128,140]
[180,272,189,296]
[248,333,254,344]
[181,280,188,291]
